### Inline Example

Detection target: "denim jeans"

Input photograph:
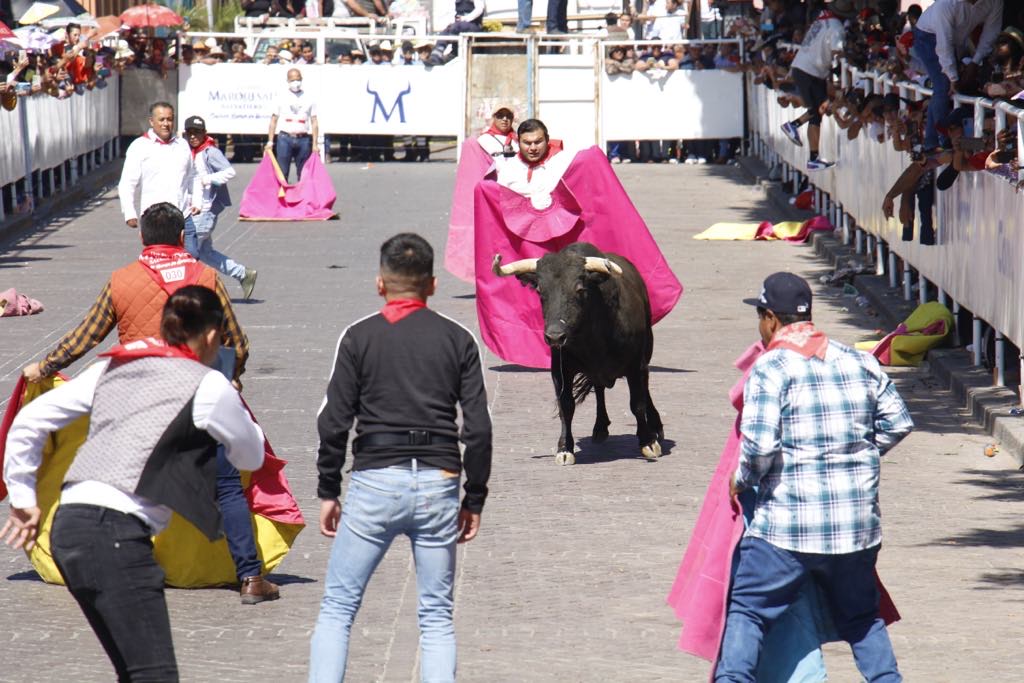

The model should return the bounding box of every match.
[516,0,531,30]
[217,447,263,580]
[51,504,179,682]
[184,212,246,282]
[715,536,901,683]
[276,132,312,182]
[309,462,460,682]
[545,0,567,32]
[912,28,950,150]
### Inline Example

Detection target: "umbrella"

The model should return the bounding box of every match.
[13,25,58,51]
[40,12,98,28]
[10,0,88,23]
[0,20,15,39]
[18,2,61,24]
[119,4,184,29]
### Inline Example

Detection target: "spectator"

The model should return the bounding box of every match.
[343,0,389,26]
[426,0,485,66]
[231,43,253,63]
[241,0,274,17]
[647,0,687,42]
[263,44,282,64]
[296,43,317,65]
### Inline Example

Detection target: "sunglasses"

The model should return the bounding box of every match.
[495,113,513,120]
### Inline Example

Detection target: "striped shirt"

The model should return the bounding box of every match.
[736,338,913,555]
[40,278,249,380]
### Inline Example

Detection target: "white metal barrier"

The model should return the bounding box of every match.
[747,63,1024,386]
[0,76,121,223]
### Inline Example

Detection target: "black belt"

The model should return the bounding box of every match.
[355,430,458,451]
[280,132,309,137]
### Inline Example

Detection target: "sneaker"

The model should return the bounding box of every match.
[806,158,835,171]
[611,157,621,164]
[696,157,707,165]
[240,576,280,605]
[621,158,632,164]
[668,158,679,165]
[241,268,258,300]
[781,121,803,147]
[685,154,698,165]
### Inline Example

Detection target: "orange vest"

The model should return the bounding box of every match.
[110,261,218,343]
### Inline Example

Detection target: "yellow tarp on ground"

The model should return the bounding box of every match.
[693,221,805,241]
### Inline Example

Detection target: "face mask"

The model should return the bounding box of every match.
[289,80,302,92]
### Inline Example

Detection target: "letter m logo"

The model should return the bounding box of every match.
[367,82,413,124]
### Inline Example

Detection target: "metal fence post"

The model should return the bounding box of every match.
[918,276,928,304]
[973,317,983,366]
[876,239,885,276]
[995,331,1005,386]
[888,250,897,288]
[903,268,912,301]
[855,227,864,255]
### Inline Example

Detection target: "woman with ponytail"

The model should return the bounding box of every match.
[2,285,265,682]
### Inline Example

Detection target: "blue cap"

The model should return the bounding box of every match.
[743,272,812,315]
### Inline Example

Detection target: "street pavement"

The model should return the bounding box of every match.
[1,160,1022,682]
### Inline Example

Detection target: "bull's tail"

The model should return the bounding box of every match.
[572,372,594,405]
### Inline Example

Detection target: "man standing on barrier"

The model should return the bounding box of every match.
[267,68,320,182]
[778,0,857,171]
[118,101,201,229]
[715,272,913,682]
[309,233,492,682]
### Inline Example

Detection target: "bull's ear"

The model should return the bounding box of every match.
[515,272,539,289]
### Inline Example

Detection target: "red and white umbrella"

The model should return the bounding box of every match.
[0,20,15,40]
[119,4,184,29]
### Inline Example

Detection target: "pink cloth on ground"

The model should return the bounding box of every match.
[239,153,337,221]
[445,139,495,283]
[0,288,43,317]
[473,146,683,368]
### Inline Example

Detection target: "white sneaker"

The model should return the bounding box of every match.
[685,154,698,165]
[668,158,679,164]
[611,157,621,164]
[697,157,707,165]
[621,158,632,164]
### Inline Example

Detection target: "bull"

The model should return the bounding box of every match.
[492,242,664,465]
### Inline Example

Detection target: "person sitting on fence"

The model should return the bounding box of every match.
[646,0,688,43]
[425,0,485,66]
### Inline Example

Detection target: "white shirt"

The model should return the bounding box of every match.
[276,88,318,135]
[790,13,845,80]
[117,131,201,222]
[648,8,687,42]
[495,147,576,210]
[3,360,265,533]
[915,0,1002,82]
[477,131,520,157]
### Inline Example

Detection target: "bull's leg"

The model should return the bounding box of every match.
[592,387,610,443]
[626,366,661,460]
[645,385,664,442]
[551,349,577,466]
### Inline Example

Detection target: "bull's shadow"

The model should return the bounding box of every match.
[530,434,677,464]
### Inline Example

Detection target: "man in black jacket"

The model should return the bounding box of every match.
[309,233,492,682]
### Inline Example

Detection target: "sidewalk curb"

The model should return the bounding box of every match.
[737,154,1024,468]
[0,160,124,245]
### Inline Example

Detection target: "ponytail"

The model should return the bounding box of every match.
[161,285,224,345]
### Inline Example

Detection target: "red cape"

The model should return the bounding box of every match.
[473,146,683,368]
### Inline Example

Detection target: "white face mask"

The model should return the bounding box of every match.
[289,80,302,93]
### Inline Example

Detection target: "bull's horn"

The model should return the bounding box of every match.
[492,254,539,276]
[584,257,623,276]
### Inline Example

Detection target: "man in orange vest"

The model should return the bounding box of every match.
[21,201,280,604]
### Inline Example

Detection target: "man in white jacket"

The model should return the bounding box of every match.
[184,115,258,300]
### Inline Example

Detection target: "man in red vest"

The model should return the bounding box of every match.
[21,202,279,604]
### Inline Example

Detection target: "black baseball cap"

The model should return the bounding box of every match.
[183,115,206,131]
[743,272,812,315]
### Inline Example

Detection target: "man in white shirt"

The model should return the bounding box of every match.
[779,0,856,171]
[647,0,688,42]
[913,0,1003,151]
[478,107,519,158]
[495,118,574,210]
[266,68,320,182]
[117,101,201,228]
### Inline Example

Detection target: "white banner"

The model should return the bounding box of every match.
[748,79,1024,350]
[602,70,744,140]
[177,62,464,136]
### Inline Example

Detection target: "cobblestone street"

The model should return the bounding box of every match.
[1,161,1022,682]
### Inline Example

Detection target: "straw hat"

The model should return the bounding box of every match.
[413,38,433,50]
[379,39,393,52]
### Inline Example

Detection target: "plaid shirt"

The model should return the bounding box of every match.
[736,339,913,555]
[40,279,249,380]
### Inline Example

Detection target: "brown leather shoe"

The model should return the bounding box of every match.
[240,576,280,605]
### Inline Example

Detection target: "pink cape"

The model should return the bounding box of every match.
[666,342,900,666]
[474,146,683,368]
[239,152,337,221]
[445,139,495,283]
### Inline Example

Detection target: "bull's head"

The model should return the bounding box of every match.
[493,251,623,348]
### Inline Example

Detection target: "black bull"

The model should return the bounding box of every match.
[492,242,664,465]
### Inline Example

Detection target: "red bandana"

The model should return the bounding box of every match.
[768,321,829,360]
[144,129,175,145]
[381,298,427,324]
[190,135,218,158]
[483,125,516,147]
[138,245,206,296]
[518,139,564,181]
[100,336,201,362]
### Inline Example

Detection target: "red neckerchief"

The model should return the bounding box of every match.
[518,139,564,181]
[768,321,829,361]
[816,10,836,22]
[381,298,427,324]
[100,336,201,363]
[484,125,516,147]
[138,245,206,296]
[190,135,218,158]
[144,128,175,145]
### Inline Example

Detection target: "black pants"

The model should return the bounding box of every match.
[791,67,827,126]
[51,504,178,682]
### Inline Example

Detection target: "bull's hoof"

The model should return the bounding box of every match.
[640,441,662,460]
[555,451,576,466]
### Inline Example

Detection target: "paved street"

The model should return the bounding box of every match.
[1,160,1022,682]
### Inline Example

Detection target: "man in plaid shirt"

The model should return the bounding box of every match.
[715,272,913,683]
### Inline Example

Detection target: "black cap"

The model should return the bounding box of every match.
[743,272,812,315]
[183,115,206,131]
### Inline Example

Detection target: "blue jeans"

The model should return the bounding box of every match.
[276,132,312,182]
[715,536,901,683]
[309,463,460,683]
[217,448,263,581]
[545,0,567,32]
[516,0,531,30]
[912,28,950,150]
[184,212,246,282]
